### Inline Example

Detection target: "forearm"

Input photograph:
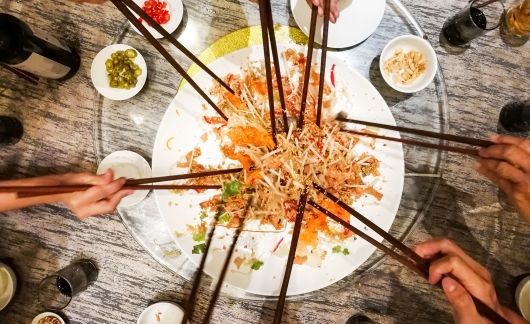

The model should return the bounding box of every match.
[0,175,68,213]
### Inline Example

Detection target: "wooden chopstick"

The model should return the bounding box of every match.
[273,188,309,324]
[1,63,39,85]
[261,0,289,133]
[257,0,278,146]
[312,182,429,271]
[182,205,222,324]
[110,0,228,120]
[297,5,318,129]
[126,168,243,185]
[341,129,480,156]
[311,188,509,324]
[118,0,234,95]
[201,196,253,324]
[337,114,492,147]
[315,0,331,127]
[11,184,221,199]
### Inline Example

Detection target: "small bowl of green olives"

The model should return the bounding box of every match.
[91,44,148,101]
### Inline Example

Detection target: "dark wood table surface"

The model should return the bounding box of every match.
[0,0,529,323]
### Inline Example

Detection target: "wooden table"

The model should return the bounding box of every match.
[0,0,529,323]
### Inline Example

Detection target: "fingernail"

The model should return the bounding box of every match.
[473,161,481,170]
[446,281,456,293]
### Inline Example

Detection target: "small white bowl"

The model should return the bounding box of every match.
[516,275,530,320]
[379,35,438,93]
[31,312,66,324]
[91,44,148,101]
[97,150,152,207]
[0,262,16,311]
[137,301,185,324]
[130,0,184,39]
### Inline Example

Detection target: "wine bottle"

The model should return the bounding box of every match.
[499,100,530,132]
[0,116,23,146]
[0,13,80,81]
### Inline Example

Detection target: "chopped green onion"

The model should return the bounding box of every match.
[342,248,350,256]
[332,246,342,253]
[250,260,264,270]
[192,243,206,254]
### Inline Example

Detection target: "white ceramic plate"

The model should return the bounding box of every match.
[290,0,386,48]
[31,312,65,324]
[0,263,16,311]
[91,44,148,101]
[379,35,438,93]
[137,302,185,324]
[152,44,404,296]
[97,150,152,207]
[130,0,184,39]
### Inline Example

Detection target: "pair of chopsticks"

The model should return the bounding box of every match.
[297,0,331,129]
[272,182,509,324]
[337,114,493,156]
[257,0,289,145]
[109,0,231,120]
[183,196,253,324]
[1,63,39,85]
[1,168,242,198]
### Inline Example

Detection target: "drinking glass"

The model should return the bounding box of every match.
[38,260,98,310]
[442,0,504,46]
[505,0,530,37]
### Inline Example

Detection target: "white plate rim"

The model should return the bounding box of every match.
[129,0,184,39]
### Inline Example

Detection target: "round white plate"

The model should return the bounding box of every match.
[97,150,152,207]
[130,0,184,39]
[137,302,185,324]
[516,276,530,320]
[379,35,438,93]
[91,44,148,101]
[31,312,65,324]
[290,0,386,48]
[152,44,404,296]
[0,262,16,311]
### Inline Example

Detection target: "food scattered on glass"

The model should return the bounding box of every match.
[105,49,143,89]
[383,48,426,84]
[139,0,171,25]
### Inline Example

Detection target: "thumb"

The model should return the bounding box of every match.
[442,277,482,324]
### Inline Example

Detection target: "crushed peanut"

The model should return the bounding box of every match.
[383,48,426,85]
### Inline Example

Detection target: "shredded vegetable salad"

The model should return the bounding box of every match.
[176,49,383,267]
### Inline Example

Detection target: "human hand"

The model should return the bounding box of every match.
[474,134,530,221]
[60,170,133,219]
[415,238,526,324]
[68,0,108,4]
[307,0,340,23]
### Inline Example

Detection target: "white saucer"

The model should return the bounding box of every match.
[130,0,184,39]
[91,44,148,101]
[137,301,185,324]
[516,276,530,320]
[379,35,438,93]
[290,0,386,48]
[31,312,65,324]
[0,262,16,311]
[97,150,152,207]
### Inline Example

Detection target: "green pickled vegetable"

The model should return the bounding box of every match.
[105,49,142,89]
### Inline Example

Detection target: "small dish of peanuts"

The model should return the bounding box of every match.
[379,35,437,93]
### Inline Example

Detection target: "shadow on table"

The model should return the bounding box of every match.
[0,228,61,322]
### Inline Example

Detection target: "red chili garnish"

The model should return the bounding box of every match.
[330,63,336,87]
[140,0,171,25]
[272,237,284,254]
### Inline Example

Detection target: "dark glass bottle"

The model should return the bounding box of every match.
[499,100,530,132]
[0,13,80,81]
[0,116,23,146]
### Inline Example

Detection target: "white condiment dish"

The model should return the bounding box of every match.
[379,35,438,93]
[31,312,66,324]
[0,262,16,311]
[97,150,152,207]
[516,275,530,320]
[91,44,148,101]
[137,301,185,324]
[130,0,184,39]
